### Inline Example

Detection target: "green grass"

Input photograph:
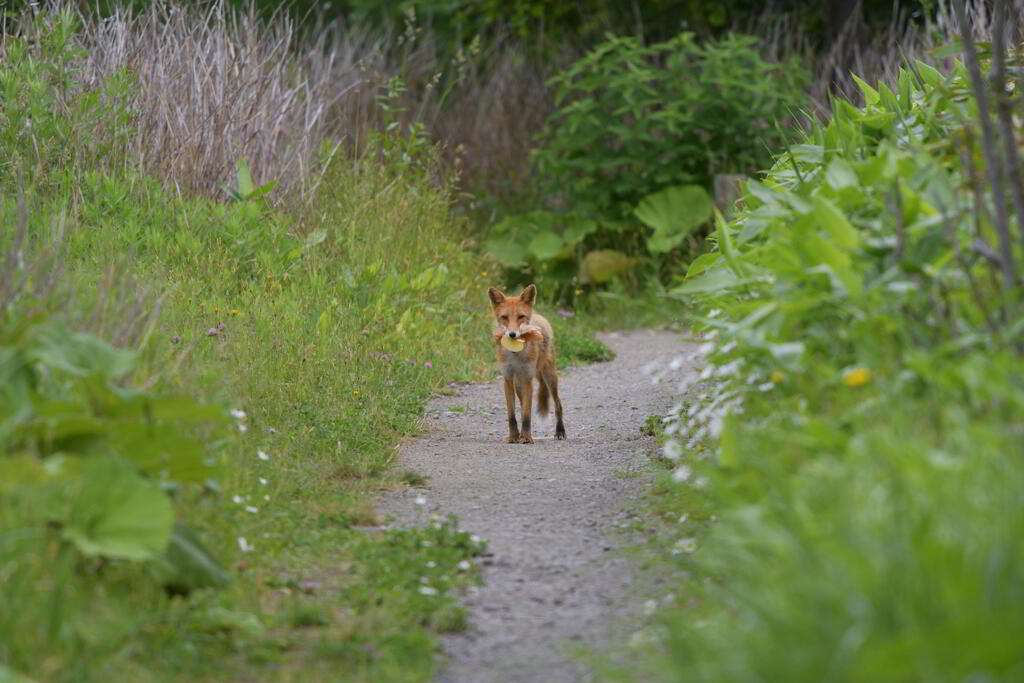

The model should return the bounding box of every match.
[1,147,502,681]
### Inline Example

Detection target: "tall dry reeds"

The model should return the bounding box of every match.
[7,0,555,201]
[749,0,1024,116]
[75,2,373,197]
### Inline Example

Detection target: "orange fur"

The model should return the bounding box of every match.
[488,284,566,444]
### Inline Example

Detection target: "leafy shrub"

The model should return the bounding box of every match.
[627,47,1024,682]
[536,32,804,219]
[0,315,230,674]
[0,10,135,188]
[487,32,807,292]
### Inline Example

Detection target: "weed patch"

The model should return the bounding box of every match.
[617,45,1024,682]
[0,12,498,680]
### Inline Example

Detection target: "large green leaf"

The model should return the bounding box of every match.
[527,231,565,260]
[672,266,754,296]
[562,217,598,245]
[825,158,857,191]
[579,250,635,283]
[64,463,173,561]
[111,422,215,483]
[635,184,713,253]
[29,328,135,379]
[812,196,860,250]
[0,664,36,683]
[153,521,231,593]
[485,237,527,267]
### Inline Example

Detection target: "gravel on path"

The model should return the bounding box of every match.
[376,329,696,683]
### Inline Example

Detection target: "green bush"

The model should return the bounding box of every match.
[625,52,1024,682]
[537,32,804,218]
[0,10,134,189]
[487,32,807,293]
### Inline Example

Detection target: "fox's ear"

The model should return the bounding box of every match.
[488,287,505,306]
[520,283,537,305]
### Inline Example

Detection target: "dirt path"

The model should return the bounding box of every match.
[377,330,694,683]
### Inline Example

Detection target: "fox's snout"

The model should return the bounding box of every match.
[507,330,518,338]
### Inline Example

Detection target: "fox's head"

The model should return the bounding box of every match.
[488,284,536,339]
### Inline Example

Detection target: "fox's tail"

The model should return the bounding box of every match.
[537,379,550,418]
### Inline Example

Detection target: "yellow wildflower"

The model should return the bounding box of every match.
[212,306,221,313]
[770,370,786,384]
[842,367,872,387]
[574,288,583,296]
[228,308,241,315]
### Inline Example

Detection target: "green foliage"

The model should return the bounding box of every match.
[635,184,713,254]
[625,54,1024,682]
[0,10,135,188]
[557,327,615,367]
[0,318,230,674]
[535,32,805,220]
[488,31,806,292]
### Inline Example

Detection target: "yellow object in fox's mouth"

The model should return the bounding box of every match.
[500,336,526,352]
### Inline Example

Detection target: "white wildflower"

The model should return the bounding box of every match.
[245,506,259,514]
[230,409,246,419]
[426,561,437,568]
[418,586,438,596]
[643,599,658,616]
[232,495,244,504]
[238,423,248,433]
[675,537,697,553]
[257,450,270,461]
[237,537,254,552]
[258,477,268,485]
[414,495,427,506]
[457,560,471,571]
[708,415,724,439]
[717,359,743,377]
[697,342,715,356]
[677,375,698,393]
[671,465,692,483]
[662,440,683,461]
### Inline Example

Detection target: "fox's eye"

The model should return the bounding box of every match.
[499,316,508,322]
[518,315,527,321]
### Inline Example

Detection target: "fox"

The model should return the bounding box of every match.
[488,283,566,444]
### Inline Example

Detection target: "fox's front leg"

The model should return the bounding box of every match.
[503,375,520,443]
[515,376,534,444]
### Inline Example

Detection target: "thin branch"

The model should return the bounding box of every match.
[955,0,1016,287]
[990,0,1024,259]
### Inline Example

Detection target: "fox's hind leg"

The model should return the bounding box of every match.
[540,364,566,440]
